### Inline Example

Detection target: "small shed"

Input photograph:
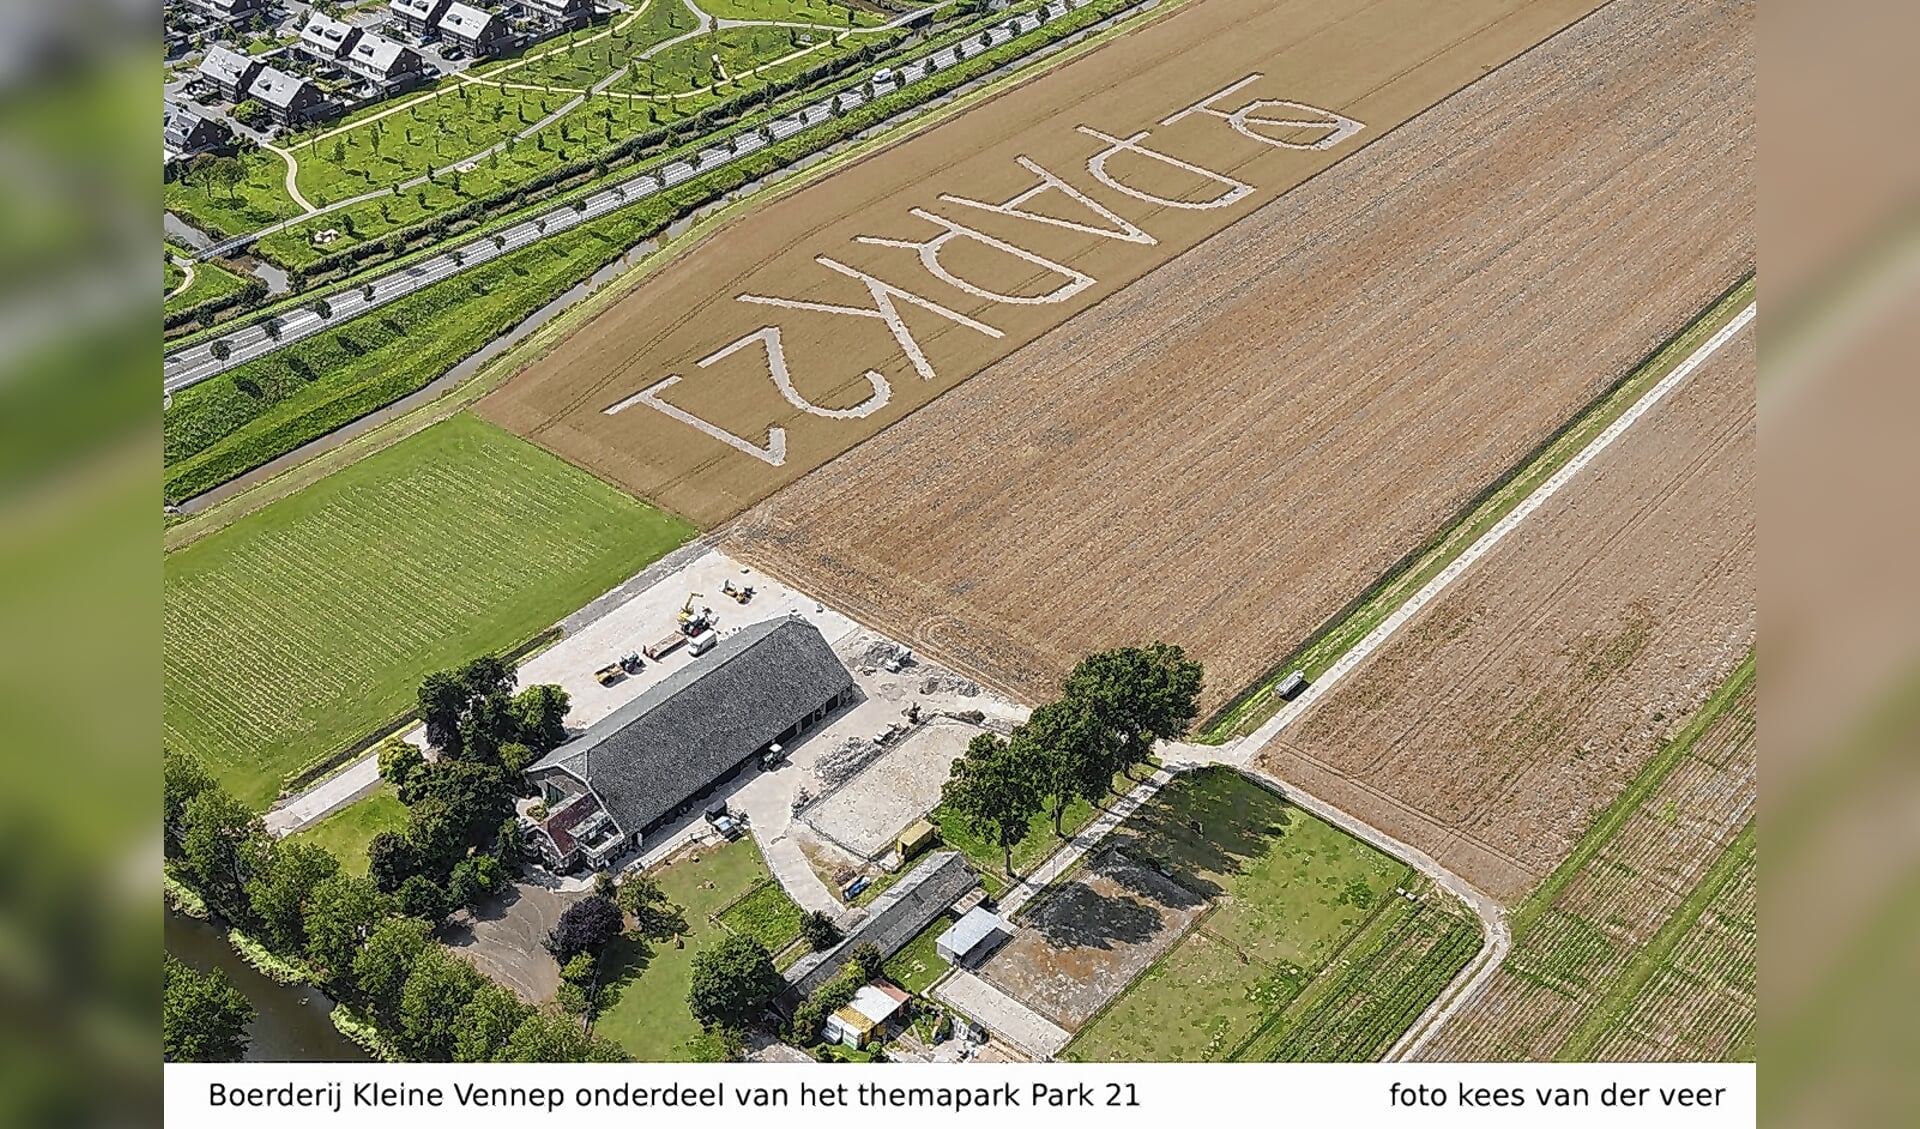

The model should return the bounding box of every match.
[823,983,909,1048]
[936,906,1012,966]
[896,818,938,861]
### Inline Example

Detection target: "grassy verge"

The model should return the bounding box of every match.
[164,412,694,807]
[716,878,806,950]
[164,257,251,316]
[227,928,316,986]
[288,787,409,876]
[1510,651,1756,938]
[1201,276,1759,742]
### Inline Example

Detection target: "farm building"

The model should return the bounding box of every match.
[389,0,455,38]
[344,33,432,94]
[936,907,1012,966]
[786,851,979,996]
[246,68,337,127]
[195,45,263,102]
[823,983,910,1048]
[523,616,853,869]
[439,2,516,57]
[297,11,363,61]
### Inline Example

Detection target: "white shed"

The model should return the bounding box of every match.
[936,906,1012,966]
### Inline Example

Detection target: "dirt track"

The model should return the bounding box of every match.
[479,0,1610,522]
[717,0,1754,712]
[1261,330,1755,902]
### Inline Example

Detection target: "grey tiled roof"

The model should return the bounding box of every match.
[248,67,313,110]
[786,851,979,996]
[196,45,258,88]
[348,33,418,78]
[529,616,852,835]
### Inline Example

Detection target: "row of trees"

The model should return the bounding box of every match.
[942,644,1205,873]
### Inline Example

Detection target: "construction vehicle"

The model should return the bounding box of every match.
[721,579,756,604]
[594,663,624,686]
[644,632,685,660]
[677,591,704,626]
[619,652,643,674]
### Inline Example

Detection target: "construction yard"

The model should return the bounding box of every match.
[710,0,1753,714]
[1263,328,1756,903]
[478,0,1616,524]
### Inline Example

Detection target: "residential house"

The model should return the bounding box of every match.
[438,2,515,57]
[522,616,854,870]
[785,851,979,997]
[188,0,273,21]
[163,104,233,164]
[297,12,363,62]
[389,0,455,38]
[520,0,597,32]
[247,66,337,127]
[195,44,264,102]
[344,32,431,94]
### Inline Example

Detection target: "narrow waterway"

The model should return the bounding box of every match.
[165,910,367,1062]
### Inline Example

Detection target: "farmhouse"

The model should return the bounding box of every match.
[438,2,516,57]
[786,851,978,996]
[936,906,1012,967]
[195,45,264,102]
[389,0,455,38]
[345,33,432,94]
[823,983,910,1048]
[298,11,363,61]
[523,616,852,869]
[247,67,337,127]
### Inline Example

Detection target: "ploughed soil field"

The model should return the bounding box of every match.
[480,0,1613,524]
[1260,329,1756,904]
[716,0,1754,712]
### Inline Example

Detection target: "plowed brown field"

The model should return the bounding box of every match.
[714,0,1753,713]
[1261,330,1755,903]
[480,0,1613,522]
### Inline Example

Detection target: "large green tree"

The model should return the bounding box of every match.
[163,956,253,1062]
[178,789,269,922]
[1062,643,1205,780]
[303,875,394,986]
[245,840,340,955]
[941,732,1043,875]
[352,916,434,1024]
[397,947,486,1061]
[687,933,782,1032]
[498,1008,628,1062]
[452,981,532,1062]
[1023,697,1120,837]
[163,750,218,852]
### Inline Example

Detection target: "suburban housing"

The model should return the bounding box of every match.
[523,616,854,870]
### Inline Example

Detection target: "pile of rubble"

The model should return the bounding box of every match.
[813,735,885,788]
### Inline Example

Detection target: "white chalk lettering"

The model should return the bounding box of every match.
[1076,126,1254,211]
[1161,74,1365,150]
[940,155,1157,245]
[856,208,1096,305]
[737,256,1002,381]
[605,375,786,466]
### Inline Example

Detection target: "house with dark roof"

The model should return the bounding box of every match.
[298,12,363,62]
[247,67,337,127]
[344,32,431,94]
[438,2,516,57]
[164,105,233,164]
[520,0,598,31]
[785,851,979,996]
[188,0,273,21]
[196,44,264,102]
[524,616,854,869]
[389,0,455,38]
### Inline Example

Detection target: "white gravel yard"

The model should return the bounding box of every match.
[802,720,978,859]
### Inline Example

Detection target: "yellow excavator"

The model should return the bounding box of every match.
[677,591,704,626]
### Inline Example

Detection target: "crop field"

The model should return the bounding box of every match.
[1025,768,1479,1061]
[163,413,693,807]
[700,0,1752,715]
[1264,327,1755,902]
[481,0,1626,524]
[1415,670,1756,1062]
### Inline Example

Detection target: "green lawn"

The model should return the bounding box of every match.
[1060,768,1480,1063]
[882,913,954,995]
[163,413,694,807]
[164,148,302,240]
[593,837,774,1060]
[694,0,885,29]
[165,256,252,315]
[716,878,804,951]
[288,785,408,875]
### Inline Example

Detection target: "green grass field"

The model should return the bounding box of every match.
[716,878,805,951]
[165,256,251,315]
[1061,768,1481,1063]
[593,837,773,1060]
[884,913,955,995]
[163,413,694,807]
[164,148,302,240]
[288,785,408,876]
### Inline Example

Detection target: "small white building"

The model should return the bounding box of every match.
[823,983,909,1048]
[936,907,1012,966]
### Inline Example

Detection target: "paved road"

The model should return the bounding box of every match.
[162,0,1099,394]
[935,970,1072,1058]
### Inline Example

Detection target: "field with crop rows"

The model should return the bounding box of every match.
[1415,670,1756,1061]
[163,413,693,807]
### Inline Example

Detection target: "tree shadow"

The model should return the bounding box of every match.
[1026,880,1166,952]
[592,932,662,1014]
[466,882,524,924]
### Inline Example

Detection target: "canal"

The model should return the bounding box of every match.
[165,910,367,1062]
